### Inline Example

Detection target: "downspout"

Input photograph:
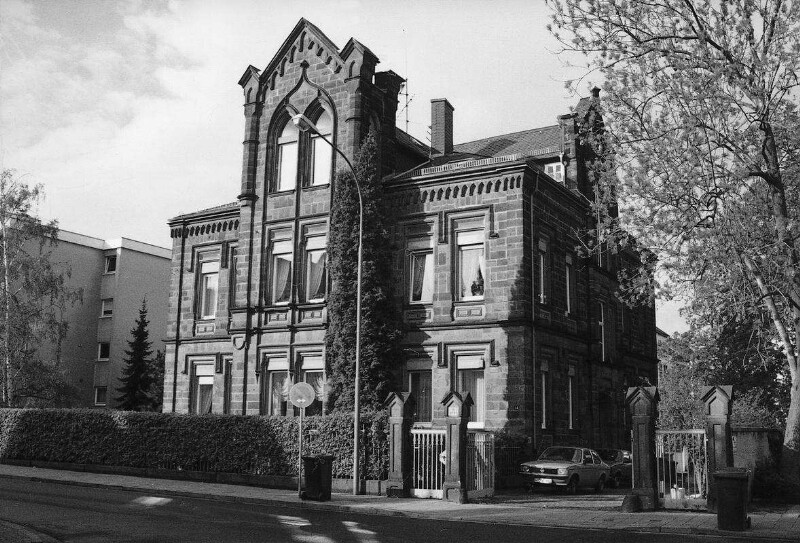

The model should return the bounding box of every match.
[531,169,540,454]
[241,199,256,414]
[171,222,187,412]
[586,252,595,448]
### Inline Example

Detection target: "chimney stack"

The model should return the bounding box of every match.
[431,98,454,156]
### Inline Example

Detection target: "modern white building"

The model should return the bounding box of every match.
[43,230,171,407]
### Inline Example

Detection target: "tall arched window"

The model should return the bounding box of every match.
[274,109,334,192]
[310,111,333,186]
[277,122,299,191]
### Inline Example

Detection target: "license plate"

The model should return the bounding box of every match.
[535,478,553,484]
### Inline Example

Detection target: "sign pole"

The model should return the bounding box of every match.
[298,406,303,498]
[288,381,316,500]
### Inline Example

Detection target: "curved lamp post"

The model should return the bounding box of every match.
[291,113,363,496]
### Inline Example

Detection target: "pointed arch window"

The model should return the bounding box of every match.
[274,109,334,192]
[310,111,333,186]
[277,122,300,191]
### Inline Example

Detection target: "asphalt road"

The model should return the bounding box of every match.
[0,478,715,543]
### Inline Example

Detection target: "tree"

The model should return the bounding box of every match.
[549,0,800,480]
[0,169,81,407]
[116,300,160,411]
[325,132,400,412]
[658,322,788,430]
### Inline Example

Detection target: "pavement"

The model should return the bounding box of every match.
[1,464,798,542]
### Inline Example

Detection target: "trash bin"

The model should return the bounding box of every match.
[301,455,334,501]
[714,469,751,531]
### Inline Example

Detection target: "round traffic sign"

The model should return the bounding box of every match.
[289,382,316,408]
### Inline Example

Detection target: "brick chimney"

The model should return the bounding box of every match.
[431,98,454,156]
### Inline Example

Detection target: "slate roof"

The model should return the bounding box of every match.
[453,125,563,159]
[395,127,431,158]
[170,201,239,223]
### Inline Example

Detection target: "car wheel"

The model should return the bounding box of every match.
[612,471,622,489]
[565,476,579,495]
[595,474,606,493]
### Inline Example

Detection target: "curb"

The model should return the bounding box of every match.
[0,520,60,543]
[2,472,796,541]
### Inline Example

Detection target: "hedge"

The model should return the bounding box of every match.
[0,408,388,480]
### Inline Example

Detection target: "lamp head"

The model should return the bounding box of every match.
[291,113,317,134]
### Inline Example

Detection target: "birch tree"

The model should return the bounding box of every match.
[0,169,80,407]
[548,0,800,479]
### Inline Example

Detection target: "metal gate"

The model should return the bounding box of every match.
[466,431,495,498]
[655,429,708,510]
[411,428,446,498]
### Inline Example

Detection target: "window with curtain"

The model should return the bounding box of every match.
[409,251,433,303]
[199,260,219,319]
[302,369,325,416]
[456,353,485,425]
[310,111,333,186]
[268,371,289,416]
[271,240,293,304]
[192,363,215,414]
[304,236,327,302]
[277,122,299,191]
[457,230,485,300]
[263,354,289,416]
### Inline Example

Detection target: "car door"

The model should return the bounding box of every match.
[591,450,605,483]
[580,449,597,487]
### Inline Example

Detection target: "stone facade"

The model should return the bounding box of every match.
[163,19,657,451]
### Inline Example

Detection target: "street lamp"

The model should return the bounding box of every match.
[291,112,364,496]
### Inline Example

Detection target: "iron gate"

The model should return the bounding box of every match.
[466,431,495,498]
[655,429,708,510]
[411,428,446,498]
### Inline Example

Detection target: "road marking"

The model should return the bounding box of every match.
[342,520,379,543]
[275,515,311,527]
[130,496,172,507]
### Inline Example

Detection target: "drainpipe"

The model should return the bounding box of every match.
[171,222,187,412]
[241,198,256,415]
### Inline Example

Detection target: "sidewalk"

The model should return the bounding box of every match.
[1,463,798,541]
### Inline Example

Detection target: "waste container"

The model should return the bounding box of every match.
[714,469,751,531]
[301,455,334,501]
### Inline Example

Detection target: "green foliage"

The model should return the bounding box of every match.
[325,132,400,412]
[0,408,388,480]
[548,0,800,478]
[0,169,82,407]
[116,301,160,411]
[656,331,706,430]
[657,322,789,429]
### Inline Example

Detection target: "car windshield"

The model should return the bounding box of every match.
[597,449,619,462]
[539,447,579,462]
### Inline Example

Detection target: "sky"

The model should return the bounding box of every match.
[0,0,688,334]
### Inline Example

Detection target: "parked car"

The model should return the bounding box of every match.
[596,448,633,488]
[520,446,610,494]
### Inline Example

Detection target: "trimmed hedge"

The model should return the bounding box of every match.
[0,408,388,480]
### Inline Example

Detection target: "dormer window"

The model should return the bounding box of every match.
[545,162,564,183]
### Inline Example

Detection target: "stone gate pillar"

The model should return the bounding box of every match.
[626,386,659,510]
[384,392,415,497]
[439,391,473,504]
[702,385,733,513]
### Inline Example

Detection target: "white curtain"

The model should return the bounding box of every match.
[460,247,484,298]
[306,250,327,301]
[273,255,292,303]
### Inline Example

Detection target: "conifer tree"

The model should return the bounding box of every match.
[325,131,400,412]
[116,300,156,411]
